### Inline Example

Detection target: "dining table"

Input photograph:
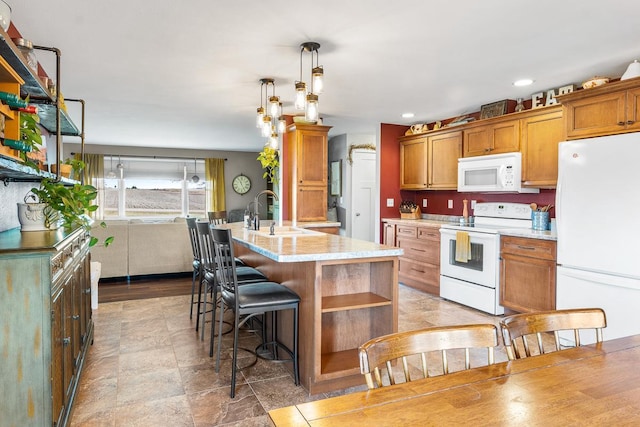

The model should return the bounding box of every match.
[268,334,640,426]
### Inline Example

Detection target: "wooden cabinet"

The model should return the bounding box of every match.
[399,135,427,189]
[382,221,396,246]
[399,130,461,190]
[559,77,640,139]
[395,223,440,295]
[500,236,557,313]
[520,106,564,188]
[0,228,93,427]
[286,123,331,221]
[463,118,519,157]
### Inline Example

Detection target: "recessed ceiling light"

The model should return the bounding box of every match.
[402,112,415,118]
[513,79,534,87]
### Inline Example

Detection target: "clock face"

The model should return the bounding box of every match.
[232,174,251,194]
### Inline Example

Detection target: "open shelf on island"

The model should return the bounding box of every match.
[320,348,360,376]
[322,292,392,313]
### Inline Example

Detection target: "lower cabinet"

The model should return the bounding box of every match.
[395,223,440,295]
[500,236,557,312]
[382,221,396,246]
[0,228,93,427]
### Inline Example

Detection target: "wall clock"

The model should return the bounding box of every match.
[232,174,251,195]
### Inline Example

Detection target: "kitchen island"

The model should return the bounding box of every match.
[220,222,402,394]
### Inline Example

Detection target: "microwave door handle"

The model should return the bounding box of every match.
[498,165,507,187]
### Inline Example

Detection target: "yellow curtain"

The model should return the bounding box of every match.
[205,158,225,212]
[76,153,105,219]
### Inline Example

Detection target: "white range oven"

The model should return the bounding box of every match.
[439,202,532,315]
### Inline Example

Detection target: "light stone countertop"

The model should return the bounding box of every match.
[498,228,557,241]
[383,216,558,241]
[222,222,403,262]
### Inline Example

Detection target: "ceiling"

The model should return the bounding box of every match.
[9,0,640,152]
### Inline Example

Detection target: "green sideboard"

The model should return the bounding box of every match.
[0,226,93,427]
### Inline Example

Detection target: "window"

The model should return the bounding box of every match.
[103,157,205,218]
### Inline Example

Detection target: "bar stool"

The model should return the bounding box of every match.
[195,221,266,340]
[211,227,300,398]
[185,217,202,320]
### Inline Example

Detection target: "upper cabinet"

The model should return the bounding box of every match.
[462,118,519,157]
[285,123,331,221]
[400,129,461,190]
[520,105,563,188]
[558,77,640,139]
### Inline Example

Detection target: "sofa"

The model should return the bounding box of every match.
[91,217,193,279]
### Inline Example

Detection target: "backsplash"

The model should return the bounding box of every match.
[0,182,37,232]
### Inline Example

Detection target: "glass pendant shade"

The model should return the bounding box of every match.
[261,116,272,137]
[268,133,279,149]
[269,96,280,117]
[294,81,306,110]
[277,116,286,133]
[312,66,324,94]
[256,107,265,128]
[305,93,319,122]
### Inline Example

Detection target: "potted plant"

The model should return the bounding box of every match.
[22,160,113,247]
[257,146,279,184]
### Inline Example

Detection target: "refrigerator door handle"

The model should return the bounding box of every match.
[558,266,640,291]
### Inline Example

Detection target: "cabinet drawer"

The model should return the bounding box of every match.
[398,238,439,264]
[417,227,440,241]
[399,258,440,288]
[396,225,417,238]
[501,236,556,261]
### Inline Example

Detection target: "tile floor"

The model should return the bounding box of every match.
[70,285,508,426]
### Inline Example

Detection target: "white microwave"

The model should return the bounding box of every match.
[457,152,539,193]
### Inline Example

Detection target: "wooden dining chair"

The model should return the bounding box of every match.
[358,324,499,389]
[500,308,607,360]
[208,210,228,225]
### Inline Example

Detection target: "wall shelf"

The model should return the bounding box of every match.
[0,28,79,136]
[0,155,75,183]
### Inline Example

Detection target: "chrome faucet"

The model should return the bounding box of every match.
[253,190,279,231]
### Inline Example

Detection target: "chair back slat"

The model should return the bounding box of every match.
[500,308,607,360]
[359,324,499,389]
[186,217,201,262]
[195,221,216,273]
[210,227,238,298]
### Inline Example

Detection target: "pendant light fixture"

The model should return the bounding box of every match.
[106,155,116,179]
[191,158,200,183]
[116,155,124,179]
[295,41,324,121]
[255,78,284,149]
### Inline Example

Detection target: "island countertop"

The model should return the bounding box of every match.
[221,222,403,262]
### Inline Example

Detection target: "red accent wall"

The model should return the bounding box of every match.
[379,123,557,242]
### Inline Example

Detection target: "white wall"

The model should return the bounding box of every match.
[328,133,376,238]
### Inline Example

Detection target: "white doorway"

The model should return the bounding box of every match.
[351,150,376,241]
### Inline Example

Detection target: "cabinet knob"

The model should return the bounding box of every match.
[84,289,91,294]
[618,121,625,126]
[72,315,80,320]
[63,337,71,346]
[627,120,635,125]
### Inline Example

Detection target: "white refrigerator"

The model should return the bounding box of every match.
[556,133,640,342]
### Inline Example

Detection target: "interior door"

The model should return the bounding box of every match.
[351,150,376,241]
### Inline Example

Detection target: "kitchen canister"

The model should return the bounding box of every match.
[532,211,550,231]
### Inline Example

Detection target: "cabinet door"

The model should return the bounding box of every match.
[626,87,640,132]
[463,125,490,157]
[491,119,520,154]
[51,287,65,427]
[297,186,327,221]
[428,130,461,189]
[564,91,626,139]
[382,222,396,246]
[400,137,427,189]
[520,108,563,187]
[500,253,556,312]
[62,276,74,402]
[297,129,327,186]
